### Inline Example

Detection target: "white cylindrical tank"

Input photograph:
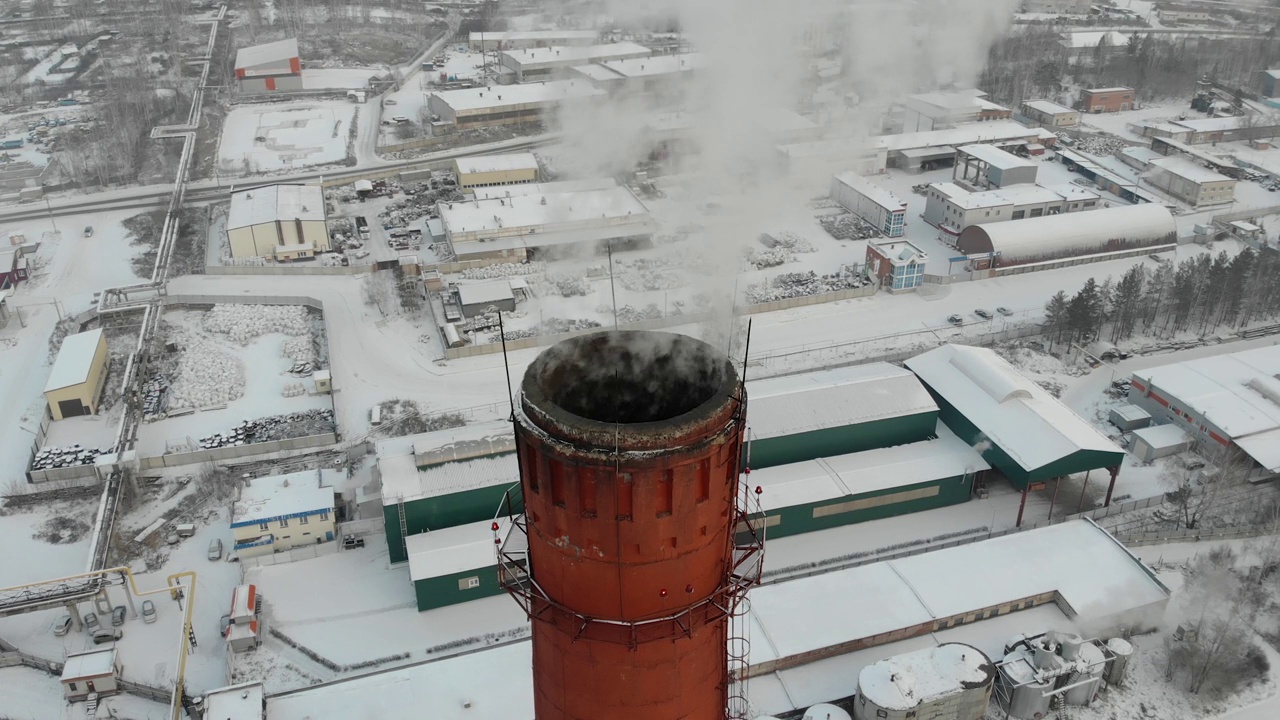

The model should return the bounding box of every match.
[1008,676,1054,719]
[1032,638,1058,669]
[999,648,1054,720]
[803,703,852,720]
[1105,638,1134,685]
[1059,633,1085,661]
[1066,642,1106,706]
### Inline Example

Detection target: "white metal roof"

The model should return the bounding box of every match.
[1023,100,1076,116]
[1042,183,1100,203]
[746,364,937,442]
[204,682,265,720]
[379,452,518,505]
[1236,428,1280,473]
[469,30,598,44]
[1110,404,1151,422]
[61,648,116,680]
[231,470,332,526]
[858,643,991,711]
[234,38,299,70]
[454,152,539,176]
[905,345,1123,473]
[570,63,626,83]
[44,328,104,393]
[874,121,1040,153]
[749,426,989,512]
[440,184,649,236]
[499,42,650,69]
[959,203,1176,263]
[1082,85,1133,93]
[598,52,703,78]
[945,184,1063,210]
[956,143,1035,171]
[406,518,507,580]
[228,185,326,230]
[472,178,618,199]
[1131,345,1280,440]
[832,172,906,212]
[457,281,515,307]
[1147,156,1233,185]
[1172,115,1250,133]
[1132,423,1191,450]
[432,80,603,113]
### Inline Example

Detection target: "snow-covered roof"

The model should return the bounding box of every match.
[1132,423,1190,450]
[234,38,299,70]
[858,643,993,711]
[944,184,1063,210]
[746,364,937,442]
[956,143,1035,171]
[499,42,650,68]
[204,682,265,720]
[904,90,998,118]
[869,239,928,265]
[432,80,604,113]
[1023,100,1076,116]
[570,63,626,83]
[454,152,539,176]
[1042,183,1100,203]
[904,345,1122,473]
[457,281,515,307]
[749,427,989,512]
[1147,156,1233,185]
[230,584,257,621]
[874,121,1040,153]
[231,470,332,527]
[1110,404,1151,422]
[1120,146,1164,165]
[597,52,703,79]
[228,185,325,230]
[1267,69,1280,80]
[440,184,649,237]
[1236,428,1280,473]
[44,328,104,393]
[61,648,116,680]
[406,518,507,580]
[379,452,518,505]
[473,178,617,199]
[1083,85,1133,94]
[376,419,515,468]
[1230,220,1262,233]
[1131,345,1280,441]
[469,30,598,44]
[958,203,1176,263]
[832,172,906,212]
[1171,115,1253,133]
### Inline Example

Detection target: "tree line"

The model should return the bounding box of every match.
[1043,247,1280,346]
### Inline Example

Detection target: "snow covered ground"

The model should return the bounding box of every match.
[301,67,377,90]
[218,101,357,174]
[0,666,169,719]
[1078,100,1192,143]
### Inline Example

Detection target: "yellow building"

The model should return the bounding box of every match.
[44,328,108,420]
[226,184,331,260]
[454,152,540,190]
[231,470,336,558]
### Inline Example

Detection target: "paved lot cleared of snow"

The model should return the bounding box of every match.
[218,101,356,174]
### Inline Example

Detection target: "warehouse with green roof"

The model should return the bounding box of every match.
[905,345,1125,503]
[745,364,940,469]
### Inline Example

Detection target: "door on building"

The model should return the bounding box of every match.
[58,399,86,418]
[86,680,96,693]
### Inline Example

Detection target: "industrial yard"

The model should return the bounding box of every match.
[8,1,1280,720]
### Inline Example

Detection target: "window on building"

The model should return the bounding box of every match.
[877,710,889,718]
[299,515,308,525]
[68,683,77,691]
[320,512,329,521]
[1012,210,1025,220]
[280,518,289,528]
[1029,208,1044,218]
[259,522,269,531]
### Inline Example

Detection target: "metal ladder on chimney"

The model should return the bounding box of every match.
[396,495,409,561]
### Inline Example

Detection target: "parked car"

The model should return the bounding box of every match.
[384,98,397,105]
[110,605,126,627]
[220,614,231,636]
[141,600,156,624]
[92,628,122,645]
[947,314,964,326]
[165,529,179,545]
[175,523,196,538]
[83,225,93,237]
[52,614,72,636]
[208,538,223,561]
[352,249,369,259]
[996,307,1012,316]
[974,308,993,320]
[83,612,99,632]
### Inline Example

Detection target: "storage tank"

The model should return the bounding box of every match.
[508,331,755,720]
[1105,638,1134,685]
[1066,642,1106,706]
[803,704,852,720]
[998,647,1054,720]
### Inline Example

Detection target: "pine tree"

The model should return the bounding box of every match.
[1069,278,1103,343]
[1044,291,1070,348]
[1111,265,1145,343]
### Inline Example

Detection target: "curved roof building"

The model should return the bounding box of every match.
[958,203,1175,266]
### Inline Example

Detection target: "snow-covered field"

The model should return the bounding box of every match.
[0,666,169,719]
[218,101,356,174]
[301,67,377,90]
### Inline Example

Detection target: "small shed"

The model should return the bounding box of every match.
[1131,424,1192,463]
[407,518,510,611]
[457,281,516,316]
[60,648,120,700]
[313,369,332,394]
[44,328,109,420]
[1109,404,1152,432]
[229,584,258,625]
[354,179,374,197]
[203,682,266,720]
[225,620,261,652]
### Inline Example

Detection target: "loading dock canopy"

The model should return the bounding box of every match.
[906,345,1124,484]
[746,363,937,441]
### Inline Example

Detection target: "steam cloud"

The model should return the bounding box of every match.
[549,0,1019,356]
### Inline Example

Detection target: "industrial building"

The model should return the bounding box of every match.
[1134,114,1280,146]
[1024,0,1092,13]
[456,280,518,315]
[853,643,994,720]
[830,172,906,237]
[226,184,331,261]
[233,38,302,93]
[231,470,336,558]
[498,43,651,83]
[203,682,266,720]
[1128,345,1280,479]
[437,180,654,261]
[0,246,28,288]
[407,518,508,611]
[468,30,599,52]
[747,427,989,540]
[453,152,540,190]
[1108,404,1153,432]
[923,183,1096,237]
[1080,87,1135,113]
[953,144,1038,190]
[1130,424,1193,463]
[899,89,1012,132]
[262,519,1168,720]
[1156,4,1212,22]
[44,328,108,420]
[377,421,517,564]
[878,121,1056,172]
[956,203,1176,267]
[745,364,939,469]
[865,239,928,292]
[1143,156,1236,207]
[1261,69,1280,98]
[1021,100,1080,128]
[426,80,604,131]
[572,52,704,94]
[906,345,1125,503]
[60,648,120,701]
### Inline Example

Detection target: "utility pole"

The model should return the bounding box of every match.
[44,196,57,236]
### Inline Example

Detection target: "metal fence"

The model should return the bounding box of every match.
[1116,524,1274,547]
[138,433,339,470]
[240,540,340,568]
[205,264,372,277]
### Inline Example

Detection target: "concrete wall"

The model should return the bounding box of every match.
[457,167,537,189]
[240,538,340,567]
[139,432,338,469]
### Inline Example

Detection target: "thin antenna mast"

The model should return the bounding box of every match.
[498,312,517,422]
[607,240,618,329]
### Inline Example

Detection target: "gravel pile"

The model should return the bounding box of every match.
[819,213,879,240]
[746,269,868,304]
[533,273,591,297]
[490,317,602,342]
[460,262,546,279]
[1072,134,1129,156]
[197,408,336,448]
[765,231,816,252]
[203,304,310,344]
[746,247,793,269]
[168,340,245,409]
